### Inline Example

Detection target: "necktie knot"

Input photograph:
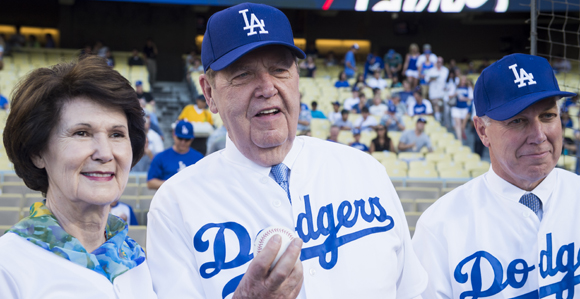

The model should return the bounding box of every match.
[519,193,541,216]
[271,163,289,184]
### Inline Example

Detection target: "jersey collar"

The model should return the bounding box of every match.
[485,165,557,208]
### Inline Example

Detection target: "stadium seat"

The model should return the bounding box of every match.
[464,161,490,173]
[439,169,470,179]
[1,182,36,195]
[373,151,397,163]
[453,152,481,164]
[382,159,407,170]
[446,145,472,156]
[396,187,439,200]
[441,187,455,196]
[390,178,404,187]
[425,153,452,163]
[445,181,466,189]
[337,131,354,144]
[122,183,139,196]
[416,199,437,212]
[436,160,464,172]
[119,196,139,211]
[558,155,576,172]
[409,160,436,171]
[406,180,443,189]
[408,169,438,178]
[471,168,488,178]
[139,184,156,196]
[405,212,422,227]
[399,199,415,212]
[0,194,23,208]
[0,207,21,226]
[3,173,23,183]
[128,225,148,248]
[398,152,423,160]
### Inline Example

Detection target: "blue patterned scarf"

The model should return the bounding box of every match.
[7,201,146,282]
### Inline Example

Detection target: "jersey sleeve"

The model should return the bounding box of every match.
[147,195,207,298]
[147,155,164,181]
[412,219,453,299]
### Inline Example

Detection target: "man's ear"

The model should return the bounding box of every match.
[473,116,490,148]
[200,74,218,114]
[31,155,46,169]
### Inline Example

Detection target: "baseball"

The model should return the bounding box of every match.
[254,226,297,269]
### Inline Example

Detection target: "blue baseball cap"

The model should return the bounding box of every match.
[135,80,142,87]
[175,121,194,139]
[417,117,427,123]
[388,104,397,113]
[332,101,340,106]
[475,53,576,121]
[201,3,306,72]
[352,128,361,135]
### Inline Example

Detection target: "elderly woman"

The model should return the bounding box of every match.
[0,56,156,298]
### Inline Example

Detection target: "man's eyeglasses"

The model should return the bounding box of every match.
[177,137,193,142]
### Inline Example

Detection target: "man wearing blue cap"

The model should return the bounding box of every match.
[412,54,579,298]
[146,120,204,190]
[146,3,427,299]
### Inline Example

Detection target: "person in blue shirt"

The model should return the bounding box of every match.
[344,44,358,79]
[310,101,326,119]
[350,128,369,152]
[0,94,9,110]
[363,52,384,79]
[334,71,350,88]
[147,120,204,190]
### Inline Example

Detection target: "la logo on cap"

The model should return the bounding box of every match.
[509,63,537,88]
[239,9,268,36]
[182,125,188,135]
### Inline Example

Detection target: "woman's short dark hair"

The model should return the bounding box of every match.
[3,55,145,194]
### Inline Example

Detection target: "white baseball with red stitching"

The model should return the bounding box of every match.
[253,226,296,270]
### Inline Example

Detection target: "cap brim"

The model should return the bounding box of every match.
[175,133,194,139]
[208,41,306,72]
[486,90,576,121]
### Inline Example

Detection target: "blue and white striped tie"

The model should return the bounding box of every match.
[519,193,541,218]
[271,163,291,203]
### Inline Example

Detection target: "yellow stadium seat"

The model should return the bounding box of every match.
[337,131,354,144]
[453,152,481,163]
[464,160,490,172]
[386,168,407,177]
[398,152,423,160]
[425,153,451,163]
[436,160,464,172]
[408,168,438,178]
[439,169,470,179]
[446,145,472,156]
[409,160,436,171]
[558,155,576,172]
[382,159,408,171]
[372,151,397,162]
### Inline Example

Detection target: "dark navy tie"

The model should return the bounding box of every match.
[519,193,541,218]
[270,163,291,202]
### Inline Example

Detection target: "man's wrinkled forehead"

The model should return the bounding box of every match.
[222,46,295,75]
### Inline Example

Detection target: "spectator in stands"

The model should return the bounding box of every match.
[110,200,138,225]
[384,49,403,80]
[553,57,572,74]
[564,95,578,108]
[93,40,108,57]
[135,80,154,106]
[297,99,312,133]
[352,73,368,92]
[304,43,319,58]
[403,43,421,89]
[426,56,449,122]
[143,38,158,85]
[381,104,405,132]
[399,79,414,104]
[328,101,342,124]
[343,88,361,111]
[178,94,214,126]
[354,107,378,132]
[408,89,434,117]
[350,128,369,152]
[335,71,350,88]
[369,93,388,116]
[325,51,337,67]
[477,58,490,73]
[364,51,384,79]
[391,76,402,88]
[27,35,40,48]
[344,43,359,79]
[147,121,204,190]
[561,107,574,128]
[80,44,92,56]
[327,125,340,142]
[334,109,353,131]
[310,101,326,119]
[417,53,434,99]
[128,49,144,66]
[466,61,476,74]
[389,93,408,116]
[299,55,317,78]
[189,58,204,73]
[370,125,396,154]
[145,113,164,155]
[0,89,9,110]
[452,75,473,140]
[416,44,437,74]
[448,58,459,76]
[206,125,227,155]
[367,70,388,90]
[105,50,115,67]
[351,93,367,114]
[44,33,55,48]
[0,56,155,296]
[398,117,433,152]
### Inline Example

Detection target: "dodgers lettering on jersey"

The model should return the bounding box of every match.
[239,9,268,36]
[413,103,427,115]
[454,233,579,299]
[193,194,394,298]
[509,63,536,88]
